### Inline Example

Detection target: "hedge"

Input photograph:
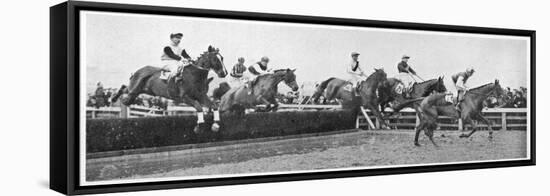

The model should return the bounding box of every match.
[86,110,356,153]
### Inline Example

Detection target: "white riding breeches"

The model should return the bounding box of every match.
[348,74,364,87]
[396,73,415,89]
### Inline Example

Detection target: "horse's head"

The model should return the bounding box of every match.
[492,79,504,98]
[372,68,388,82]
[197,45,228,78]
[275,69,299,92]
[434,76,447,93]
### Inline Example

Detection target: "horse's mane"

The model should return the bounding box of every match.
[469,83,493,92]
[417,78,437,85]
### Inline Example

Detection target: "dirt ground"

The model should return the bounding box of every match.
[87,130,527,181]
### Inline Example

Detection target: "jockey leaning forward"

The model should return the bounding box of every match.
[160,33,192,81]
[452,68,475,111]
[346,52,367,93]
[245,56,272,95]
[396,55,419,98]
[229,57,248,87]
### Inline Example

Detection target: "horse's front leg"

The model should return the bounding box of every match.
[198,95,221,132]
[425,128,438,147]
[460,118,478,138]
[414,122,424,146]
[476,112,494,139]
[181,96,205,134]
[266,97,279,112]
[366,103,390,129]
[257,96,275,112]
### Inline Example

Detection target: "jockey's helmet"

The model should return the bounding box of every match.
[261,56,270,63]
[170,33,183,39]
[351,52,360,57]
[402,55,410,59]
[467,68,475,74]
[238,57,245,62]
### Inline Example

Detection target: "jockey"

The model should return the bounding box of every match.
[160,33,192,81]
[245,56,271,94]
[452,68,475,110]
[346,52,366,92]
[229,57,247,87]
[396,55,417,98]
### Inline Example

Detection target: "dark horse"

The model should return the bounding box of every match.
[112,46,228,133]
[378,76,446,113]
[397,80,504,146]
[311,69,388,128]
[219,69,299,115]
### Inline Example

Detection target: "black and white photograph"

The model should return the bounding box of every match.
[78,8,533,187]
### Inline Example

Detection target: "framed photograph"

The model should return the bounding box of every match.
[50,1,535,195]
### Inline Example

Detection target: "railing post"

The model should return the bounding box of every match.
[375,118,381,129]
[121,104,129,118]
[458,119,463,131]
[91,110,96,119]
[355,115,360,129]
[501,112,507,131]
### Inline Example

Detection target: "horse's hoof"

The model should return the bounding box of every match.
[193,125,201,134]
[414,143,421,147]
[459,134,468,138]
[211,123,220,132]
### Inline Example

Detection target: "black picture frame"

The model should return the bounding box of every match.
[50,1,536,195]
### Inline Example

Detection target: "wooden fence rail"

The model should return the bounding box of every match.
[356,107,527,131]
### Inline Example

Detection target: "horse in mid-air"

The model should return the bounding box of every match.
[112,46,228,133]
[311,68,388,128]
[219,69,299,115]
[396,80,504,146]
[377,76,446,113]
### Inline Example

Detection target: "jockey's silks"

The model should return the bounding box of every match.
[161,43,184,61]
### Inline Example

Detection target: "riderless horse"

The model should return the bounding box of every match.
[112,46,228,133]
[395,80,504,146]
[219,69,299,115]
[311,68,389,128]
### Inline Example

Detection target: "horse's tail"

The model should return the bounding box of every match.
[312,77,336,103]
[111,84,127,104]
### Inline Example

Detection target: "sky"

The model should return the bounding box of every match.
[81,11,530,95]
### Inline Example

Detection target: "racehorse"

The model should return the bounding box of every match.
[112,46,228,133]
[219,69,299,115]
[397,80,504,146]
[378,76,446,113]
[311,68,389,128]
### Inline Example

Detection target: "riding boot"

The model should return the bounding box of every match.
[455,95,462,113]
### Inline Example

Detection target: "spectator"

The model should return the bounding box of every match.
[94,82,106,108]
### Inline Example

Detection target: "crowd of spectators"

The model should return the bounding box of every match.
[485,86,527,108]
[86,82,117,108]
